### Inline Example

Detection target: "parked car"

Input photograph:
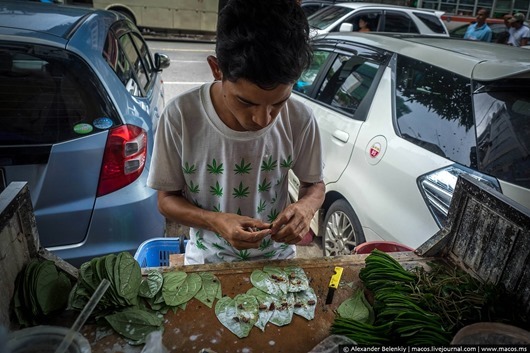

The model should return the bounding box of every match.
[290,32,530,256]
[0,1,170,266]
[307,3,449,37]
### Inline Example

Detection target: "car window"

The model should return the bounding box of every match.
[308,5,353,30]
[347,12,381,31]
[294,50,332,95]
[118,33,149,95]
[0,46,120,145]
[474,81,530,189]
[395,55,475,167]
[383,11,419,33]
[413,12,447,34]
[315,53,381,116]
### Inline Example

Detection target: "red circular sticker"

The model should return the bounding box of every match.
[369,143,381,158]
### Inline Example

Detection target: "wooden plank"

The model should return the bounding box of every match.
[84,253,428,353]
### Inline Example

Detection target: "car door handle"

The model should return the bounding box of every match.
[332,130,349,143]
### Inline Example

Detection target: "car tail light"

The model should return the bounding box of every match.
[418,165,501,228]
[97,124,147,197]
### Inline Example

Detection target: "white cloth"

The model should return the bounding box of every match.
[147,82,324,264]
[508,25,530,46]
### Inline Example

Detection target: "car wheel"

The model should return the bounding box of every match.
[322,199,365,256]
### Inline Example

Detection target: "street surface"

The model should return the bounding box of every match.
[146,39,324,258]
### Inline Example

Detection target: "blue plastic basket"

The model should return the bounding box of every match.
[134,237,187,267]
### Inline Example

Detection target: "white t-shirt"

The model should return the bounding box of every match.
[147,82,324,264]
[508,25,530,46]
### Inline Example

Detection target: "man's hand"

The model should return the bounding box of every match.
[270,180,325,245]
[211,213,272,250]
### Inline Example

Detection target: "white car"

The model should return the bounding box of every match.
[290,32,530,256]
[308,2,449,37]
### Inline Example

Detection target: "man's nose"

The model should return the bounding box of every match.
[252,106,273,127]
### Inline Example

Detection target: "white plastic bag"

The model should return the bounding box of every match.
[140,331,169,353]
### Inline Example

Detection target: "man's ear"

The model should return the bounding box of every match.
[207,55,223,81]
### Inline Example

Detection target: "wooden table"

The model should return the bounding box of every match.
[84,253,423,353]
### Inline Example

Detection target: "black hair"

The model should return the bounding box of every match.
[215,0,312,89]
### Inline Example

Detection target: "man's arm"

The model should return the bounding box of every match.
[270,180,325,244]
[157,191,271,249]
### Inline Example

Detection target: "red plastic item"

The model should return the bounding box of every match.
[353,241,414,254]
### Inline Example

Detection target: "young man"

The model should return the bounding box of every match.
[507,12,530,47]
[463,8,492,42]
[147,0,325,265]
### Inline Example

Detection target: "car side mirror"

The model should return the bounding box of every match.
[154,53,170,71]
[339,23,354,32]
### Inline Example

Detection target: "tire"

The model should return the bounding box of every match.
[322,199,365,256]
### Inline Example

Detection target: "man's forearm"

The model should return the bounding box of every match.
[297,181,325,215]
[157,191,216,232]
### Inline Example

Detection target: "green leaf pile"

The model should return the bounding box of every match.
[12,259,72,327]
[68,252,222,345]
[215,266,316,338]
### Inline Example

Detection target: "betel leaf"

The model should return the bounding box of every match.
[336,289,374,324]
[105,308,163,345]
[284,266,310,293]
[263,266,288,294]
[35,261,72,315]
[269,292,295,326]
[171,272,202,306]
[114,252,142,305]
[195,272,221,308]
[250,269,284,297]
[293,287,317,320]
[215,294,259,338]
[246,287,275,331]
[139,270,163,299]
[162,271,187,306]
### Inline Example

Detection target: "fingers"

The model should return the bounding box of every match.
[271,221,308,244]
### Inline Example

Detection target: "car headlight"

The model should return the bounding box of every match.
[418,164,501,228]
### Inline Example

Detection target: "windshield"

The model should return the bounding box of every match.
[473,80,530,189]
[308,6,353,30]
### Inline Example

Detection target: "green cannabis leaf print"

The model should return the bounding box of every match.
[232,182,250,198]
[263,250,277,258]
[261,156,277,172]
[267,209,279,223]
[188,180,200,193]
[280,155,293,168]
[207,159,224,174]
[258,178,271,192]
[196,237,207,250]
[234,159,252,174]
[213,204,222,212]
[257,200,267,213]
[183,162,197,174]
[259,238,272,250]
[210,181,223,197]
[236,250,251,261]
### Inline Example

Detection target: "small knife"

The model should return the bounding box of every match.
[325,266,343,304]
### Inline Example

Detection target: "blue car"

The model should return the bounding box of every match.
[0,1,170,266]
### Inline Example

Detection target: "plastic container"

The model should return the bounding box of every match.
[7,325,91,353]
[353,241,414,254]
[134,237,187,267]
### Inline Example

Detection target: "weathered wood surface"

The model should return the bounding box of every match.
[417,175,530,314]
[84,253,427,353]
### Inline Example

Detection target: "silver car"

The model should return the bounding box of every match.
[0,1,170,266]
[290,32,530,256]
[308,2,449,36]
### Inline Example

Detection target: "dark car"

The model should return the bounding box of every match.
[0,1,170,266]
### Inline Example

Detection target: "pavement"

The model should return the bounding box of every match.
[295,232,324,259]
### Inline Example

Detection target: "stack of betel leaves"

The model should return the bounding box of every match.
[331,249,527,345]
[215,265,316,338]
[12,252,222,345]
[12,259,72,327]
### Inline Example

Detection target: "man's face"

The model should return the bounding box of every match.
[220,78,292,131]
[476,10,487,24]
